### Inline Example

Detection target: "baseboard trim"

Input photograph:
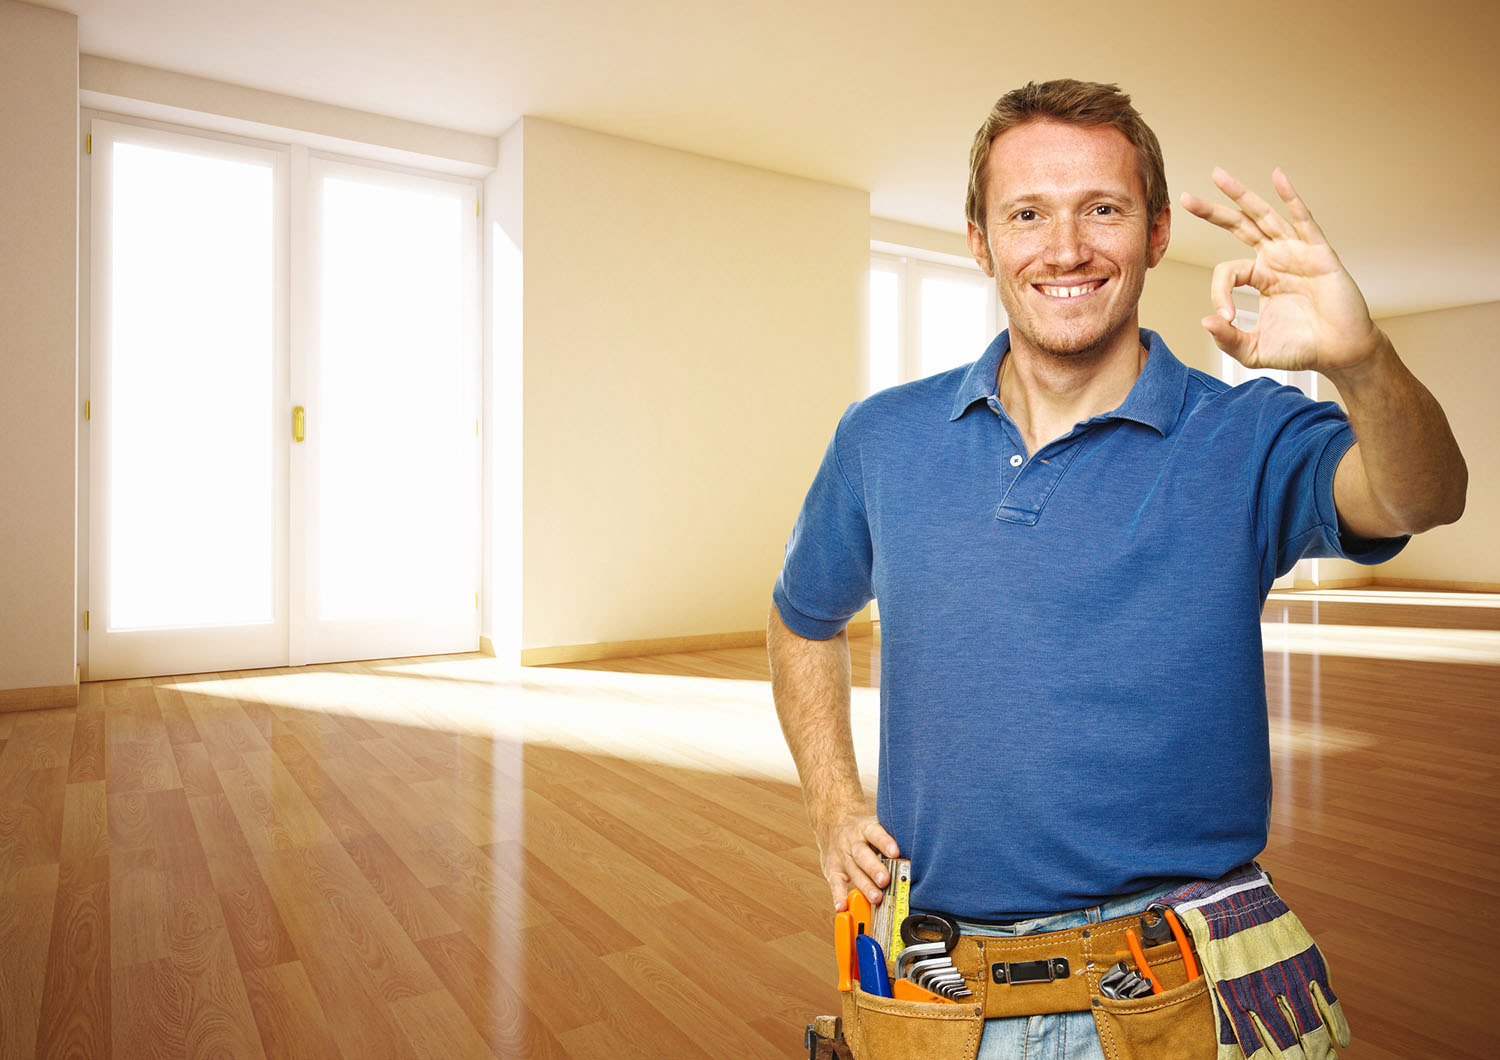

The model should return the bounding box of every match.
[0,682,79,714]
[478,635,497,658]
[521,620,876,667]
[1275,577,1500,595]
[1369,577,1500,594]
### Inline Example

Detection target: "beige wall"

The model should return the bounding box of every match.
[1139,258,1219,377]
[518,118,869,651]
[0,1,78,693]
[1369,302,1499,585]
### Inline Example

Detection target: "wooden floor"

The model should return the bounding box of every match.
[1,589,1496,1058]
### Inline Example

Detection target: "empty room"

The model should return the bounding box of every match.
[2,0,1496,1058]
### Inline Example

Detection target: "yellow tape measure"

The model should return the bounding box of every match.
[882,858,913,966]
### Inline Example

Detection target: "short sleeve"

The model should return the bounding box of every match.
[772,406,876,640]
[1252,383,1408,581]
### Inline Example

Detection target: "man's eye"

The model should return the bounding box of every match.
[1016,209,1038,222]
[1092,205,1116,215]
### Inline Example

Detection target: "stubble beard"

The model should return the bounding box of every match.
[1000,272,1144,368]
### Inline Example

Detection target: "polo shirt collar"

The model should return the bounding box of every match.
[949,327,1188,436]
[948,331,1009,421]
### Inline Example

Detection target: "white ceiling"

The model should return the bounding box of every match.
[46,0,1500,317]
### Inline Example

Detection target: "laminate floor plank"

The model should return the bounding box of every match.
[154,684,203,747]
[266,855,425,1060]
[156,863,267,1060]
[171,741,223,800]
[207,855,299,972]
[34,855,110,1060]
[1,863,63,1060]
[68,711,107,784]
[486,839,642,957]
[391,988,500,1060]
[239,961,345,1060]
[415,930,572,1060]
[61,779,109,866]
[6,587,1494,1056]
[599,944,787,1060]
[339,831,459,941]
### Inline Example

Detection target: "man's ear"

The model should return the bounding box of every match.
[1146,206,1171,267]
[967,221,995,277]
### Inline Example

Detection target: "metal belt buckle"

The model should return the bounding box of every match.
[991,958,1070,985]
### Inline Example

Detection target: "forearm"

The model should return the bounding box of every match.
[766,604,866,829]
[1326,330,1467,538]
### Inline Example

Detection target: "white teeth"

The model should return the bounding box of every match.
[1039,282,1102,298]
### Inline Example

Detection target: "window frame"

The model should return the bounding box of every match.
[867,242,1001,395]
[78,108,484,677]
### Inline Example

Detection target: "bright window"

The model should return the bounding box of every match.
[106,138,277,630]
[867,248,1001,396]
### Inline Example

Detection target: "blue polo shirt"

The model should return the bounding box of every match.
[774,328,1404,920]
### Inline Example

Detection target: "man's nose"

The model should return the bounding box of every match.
[1044,217,1091,271]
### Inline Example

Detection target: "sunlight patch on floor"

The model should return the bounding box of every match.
[1261,623,1500,663]
[1267,718,1380,755]
[1269,589,1500,607]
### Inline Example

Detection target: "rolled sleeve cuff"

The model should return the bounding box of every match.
[772,583,854,640]
[1315,426,1409,565]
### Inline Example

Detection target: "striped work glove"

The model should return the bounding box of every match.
[1160,864,1350,1060]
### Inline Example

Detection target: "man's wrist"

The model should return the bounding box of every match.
[1322,328,1398,400]
[808,786,872,830]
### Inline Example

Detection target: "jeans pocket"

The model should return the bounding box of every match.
[1092,976,1217,1060]
[842,985,985,1060]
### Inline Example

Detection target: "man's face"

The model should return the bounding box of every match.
[967,120,1170,362]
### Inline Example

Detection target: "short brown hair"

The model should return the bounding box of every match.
[965,79,1167,233]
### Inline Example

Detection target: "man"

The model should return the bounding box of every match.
[769,80,1465,1058]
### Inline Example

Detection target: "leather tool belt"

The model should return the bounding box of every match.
[820,862,1351,1060]
[833,907,1213,1060]
[950,911,1184,1018]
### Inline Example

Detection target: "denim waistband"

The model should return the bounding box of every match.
[949,882,1181,939]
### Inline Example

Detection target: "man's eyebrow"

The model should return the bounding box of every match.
[994,188,1136,211]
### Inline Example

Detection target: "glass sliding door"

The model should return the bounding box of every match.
[87,120,289,680]
[298,159,480,664]
[85,118,481,680]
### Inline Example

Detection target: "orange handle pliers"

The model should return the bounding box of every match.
[1125,907,1201,995]
[1124,928,1165,994]
[1162,907,1200,981]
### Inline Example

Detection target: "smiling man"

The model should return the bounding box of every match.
[770,80,1466,1059]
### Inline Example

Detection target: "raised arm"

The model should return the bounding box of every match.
[1181,168,1466,538]
[767,603,899,911]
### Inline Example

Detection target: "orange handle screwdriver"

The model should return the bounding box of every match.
[835,911,854,991]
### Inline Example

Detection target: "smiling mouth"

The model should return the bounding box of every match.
[1035,279,1106,299]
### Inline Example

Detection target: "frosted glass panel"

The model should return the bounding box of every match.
[317,173,470,621]
[108,141,275,630]
[918,272,990,378]
[868,267,901,395]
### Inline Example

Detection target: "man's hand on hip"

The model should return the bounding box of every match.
[818,806,901,912]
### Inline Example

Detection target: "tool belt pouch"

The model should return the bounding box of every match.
[1158,863,1352,1060]
[1089,938,1216,1060]
[839,985,983,1060]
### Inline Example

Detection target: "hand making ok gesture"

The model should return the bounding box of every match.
[1181,168,1385,381]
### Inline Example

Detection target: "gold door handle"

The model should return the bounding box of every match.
[293,405,306,443]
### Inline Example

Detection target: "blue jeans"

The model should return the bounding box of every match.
[958,884,1178,1060]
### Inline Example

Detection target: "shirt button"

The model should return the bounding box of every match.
[1009,454,1023,467]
